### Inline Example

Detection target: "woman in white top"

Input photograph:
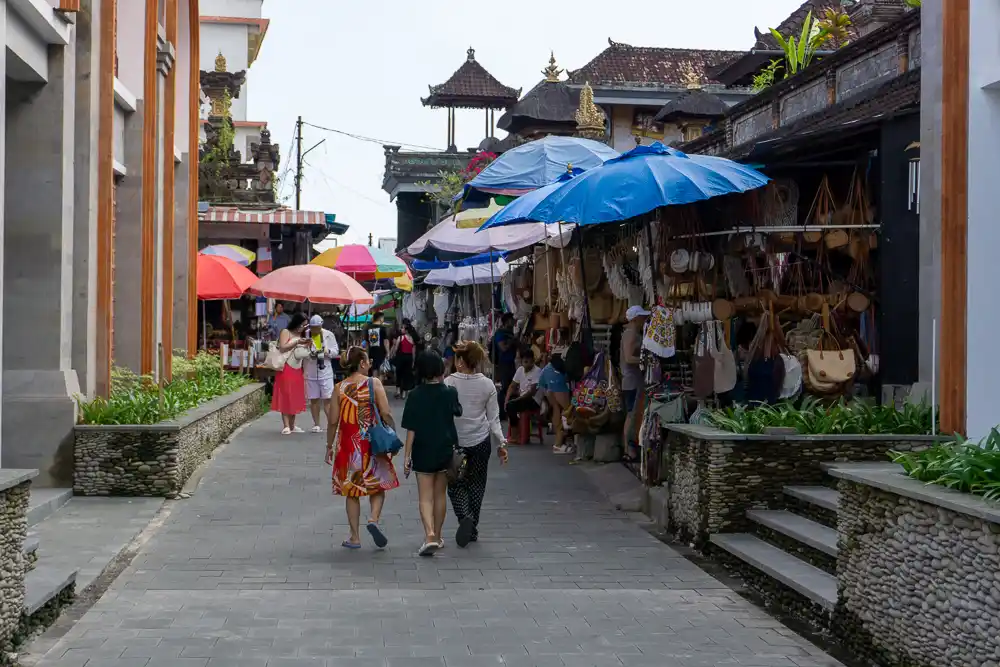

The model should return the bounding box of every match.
[443,341,508,547]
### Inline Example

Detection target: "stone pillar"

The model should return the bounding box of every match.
[915,3,942,403]
[73,0,102,398]
[113,103,146,374]
[3,35,81,486]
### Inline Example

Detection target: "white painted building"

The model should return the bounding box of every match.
[199,0,269,160]
[378,237,398,254]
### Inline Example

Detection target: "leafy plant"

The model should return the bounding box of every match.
[707,397,936,436]
[817,7,852,48]
[769,11,828,79]
[77,352,252,425]
[893,429,1000,502]
[904,0,920,7]
[753,59,785,92]
[419,151,499,212]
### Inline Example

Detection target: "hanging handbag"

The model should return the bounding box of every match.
[262,342,290,371]
[711,321,738,394]
[571,352,608,416]
[446,448,468,484]
[692,324,716,399]
[804,333,855,394]
[605,354,623,414]
[367,379,403,456]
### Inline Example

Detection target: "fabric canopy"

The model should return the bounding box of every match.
[423,259,509,287]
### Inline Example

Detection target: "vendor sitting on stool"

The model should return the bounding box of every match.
[505,346,543,444]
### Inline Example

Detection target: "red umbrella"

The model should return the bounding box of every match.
[197,254,258,299]
[248,264,374,305]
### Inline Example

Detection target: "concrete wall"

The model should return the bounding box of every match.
[201,0,263,19]
[966,1,1000,439]
[117,0,146,94]
[199,22,248,120]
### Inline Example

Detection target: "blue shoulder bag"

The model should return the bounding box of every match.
[367,379,403,456]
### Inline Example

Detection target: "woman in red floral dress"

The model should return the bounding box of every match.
[326,347,400,549]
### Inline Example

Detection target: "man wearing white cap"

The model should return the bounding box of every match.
[304,315,340,433]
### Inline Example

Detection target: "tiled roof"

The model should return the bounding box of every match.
[422,48,521,109]
[753,0,860,50]
[567,39,741,88]
[654,89,729,122]
[725,67,920,160]
[497,80,581,133]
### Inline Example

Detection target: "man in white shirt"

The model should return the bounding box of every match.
[504,347,543,441]
[303,315,340,432]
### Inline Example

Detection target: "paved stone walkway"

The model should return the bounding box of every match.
[31,401,843,667]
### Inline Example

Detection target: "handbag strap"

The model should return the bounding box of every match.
[367,378,383,426]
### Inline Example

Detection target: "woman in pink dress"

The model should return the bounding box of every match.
[272,313,309,434]
[326,347,400,549]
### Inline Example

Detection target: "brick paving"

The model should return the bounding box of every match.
[31,399,843,667]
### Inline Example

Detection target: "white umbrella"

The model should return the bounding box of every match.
[423,259,509,287]
[408,215,573,258]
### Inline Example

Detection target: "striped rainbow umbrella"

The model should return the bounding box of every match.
[310,244,406,281]
[200,244,256,267]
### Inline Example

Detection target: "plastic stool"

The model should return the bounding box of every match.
[508,409,545,445]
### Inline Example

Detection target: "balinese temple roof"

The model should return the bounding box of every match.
[497,53,581,136]
[422,47,521,110]
[567,39,741,89]
[654,88,728,123]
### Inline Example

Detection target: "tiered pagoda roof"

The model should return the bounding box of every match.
[654,88,728,123]
[497,53,581,137]
[421,48,521,110]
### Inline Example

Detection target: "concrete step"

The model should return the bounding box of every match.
[22,565,77,615]
[746,509,838,556]
[23,537,39,572]
[784,485,840,513]
[710,533,837,611]
[26,488,73,526]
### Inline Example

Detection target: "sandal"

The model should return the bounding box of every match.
[366,522,388,549]
[341,540,361,550]
[418,542,439,557]
[281,427,292,435]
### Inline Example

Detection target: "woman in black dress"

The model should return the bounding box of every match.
[401,350,462,556]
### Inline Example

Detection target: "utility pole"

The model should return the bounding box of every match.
[368,233,373,247]
[294,116,303,210]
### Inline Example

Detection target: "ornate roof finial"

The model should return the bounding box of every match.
[575,82,607,139]
[681,62,702,90]
[467,47,476,62]
[543,52,563,83]
[215,51,227,72]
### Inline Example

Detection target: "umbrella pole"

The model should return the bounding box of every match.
[202,301,207,350]
[645,216,659,305]
[575,228,593,352]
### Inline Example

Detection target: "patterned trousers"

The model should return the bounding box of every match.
[448,438,491,538]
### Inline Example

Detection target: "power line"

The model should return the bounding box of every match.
[304,160,391,209]
[301,121,441,152]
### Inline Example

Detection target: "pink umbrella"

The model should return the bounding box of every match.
[248,265,374,305]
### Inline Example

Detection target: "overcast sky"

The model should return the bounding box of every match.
[247,0,804,248]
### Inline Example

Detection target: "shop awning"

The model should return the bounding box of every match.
[200,206,327,226]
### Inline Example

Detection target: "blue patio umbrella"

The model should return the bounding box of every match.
[458,136,619,204]
[478,170,580,231]
[479,142,770,228]
[412,250,507,271]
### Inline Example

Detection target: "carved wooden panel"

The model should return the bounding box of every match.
[780,78,828,126]
[836,44,899,102]
[732,106,773,147]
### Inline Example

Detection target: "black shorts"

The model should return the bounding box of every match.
[369,353,386,375]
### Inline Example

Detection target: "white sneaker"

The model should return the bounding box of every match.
[292,426,305,434]
[281,427,291,435]
[418,542,439,557]
[311,425,323,433]
[552,444,574,455]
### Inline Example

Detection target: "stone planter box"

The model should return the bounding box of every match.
[74,384,266,497]
[0,469,35,657]
[661,424,942,547]
[829,465,1000,667]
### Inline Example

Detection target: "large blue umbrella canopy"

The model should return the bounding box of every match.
[481,142,770,227]
[459,136,619,202]
[478,170,580,231]
[411,250,507,271]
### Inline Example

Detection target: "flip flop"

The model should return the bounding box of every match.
[367,522,388,549]
[341,540,361,550]
[418,542,439,557]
